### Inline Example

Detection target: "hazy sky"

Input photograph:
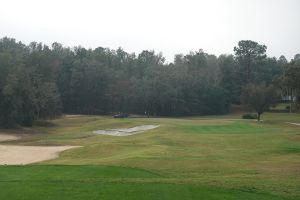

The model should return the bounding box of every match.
[1,0,299,62]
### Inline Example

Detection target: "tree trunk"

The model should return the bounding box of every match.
[246,59,251,82]
[257,113,261,121]
[290,89,293,113]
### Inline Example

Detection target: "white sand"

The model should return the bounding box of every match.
[287,122,300,126]
[93,125,160,136]
[0,133,79,165]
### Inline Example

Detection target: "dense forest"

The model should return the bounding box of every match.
[0,37,299,127]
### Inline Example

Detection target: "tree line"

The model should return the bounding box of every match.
[0,37,299,127]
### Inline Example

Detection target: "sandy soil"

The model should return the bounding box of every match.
[93,125,160,136]
[0,133,79,165]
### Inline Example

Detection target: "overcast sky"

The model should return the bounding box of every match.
[1,0,299,62]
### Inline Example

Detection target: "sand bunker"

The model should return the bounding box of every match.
[287,122,300,126]
[0,134,20,142]
[0,133,79,165]
[0,145,78,165]
[93,125,159,136]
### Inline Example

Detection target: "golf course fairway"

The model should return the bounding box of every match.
[0,113,299,200]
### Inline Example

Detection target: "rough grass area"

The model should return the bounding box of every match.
[1,113,300,199]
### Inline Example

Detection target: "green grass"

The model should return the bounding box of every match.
[1,113,300,199]
[0,166,292,200]
[0,165,161,180]
[180,121,280,134]
[0,179,288,200]
[270,103,290,111]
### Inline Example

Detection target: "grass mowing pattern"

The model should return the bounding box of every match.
[0,165,161,180]
[0,166,290,200]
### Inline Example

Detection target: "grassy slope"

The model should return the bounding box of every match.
[0,113,300,199]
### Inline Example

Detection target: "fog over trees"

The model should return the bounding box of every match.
[0,37,299,127]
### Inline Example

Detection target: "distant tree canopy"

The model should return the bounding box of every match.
[0,37,298,127]
[234,40,267,82]
[278,55,300,111]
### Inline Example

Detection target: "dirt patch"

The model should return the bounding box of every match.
[0,133,80,165]
[93,125,160,136]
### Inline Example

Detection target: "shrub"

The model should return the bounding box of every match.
[242,113,258,119]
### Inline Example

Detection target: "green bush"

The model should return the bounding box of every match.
[242,113,258,119]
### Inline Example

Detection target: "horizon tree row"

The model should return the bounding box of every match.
[0,37,299,127]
